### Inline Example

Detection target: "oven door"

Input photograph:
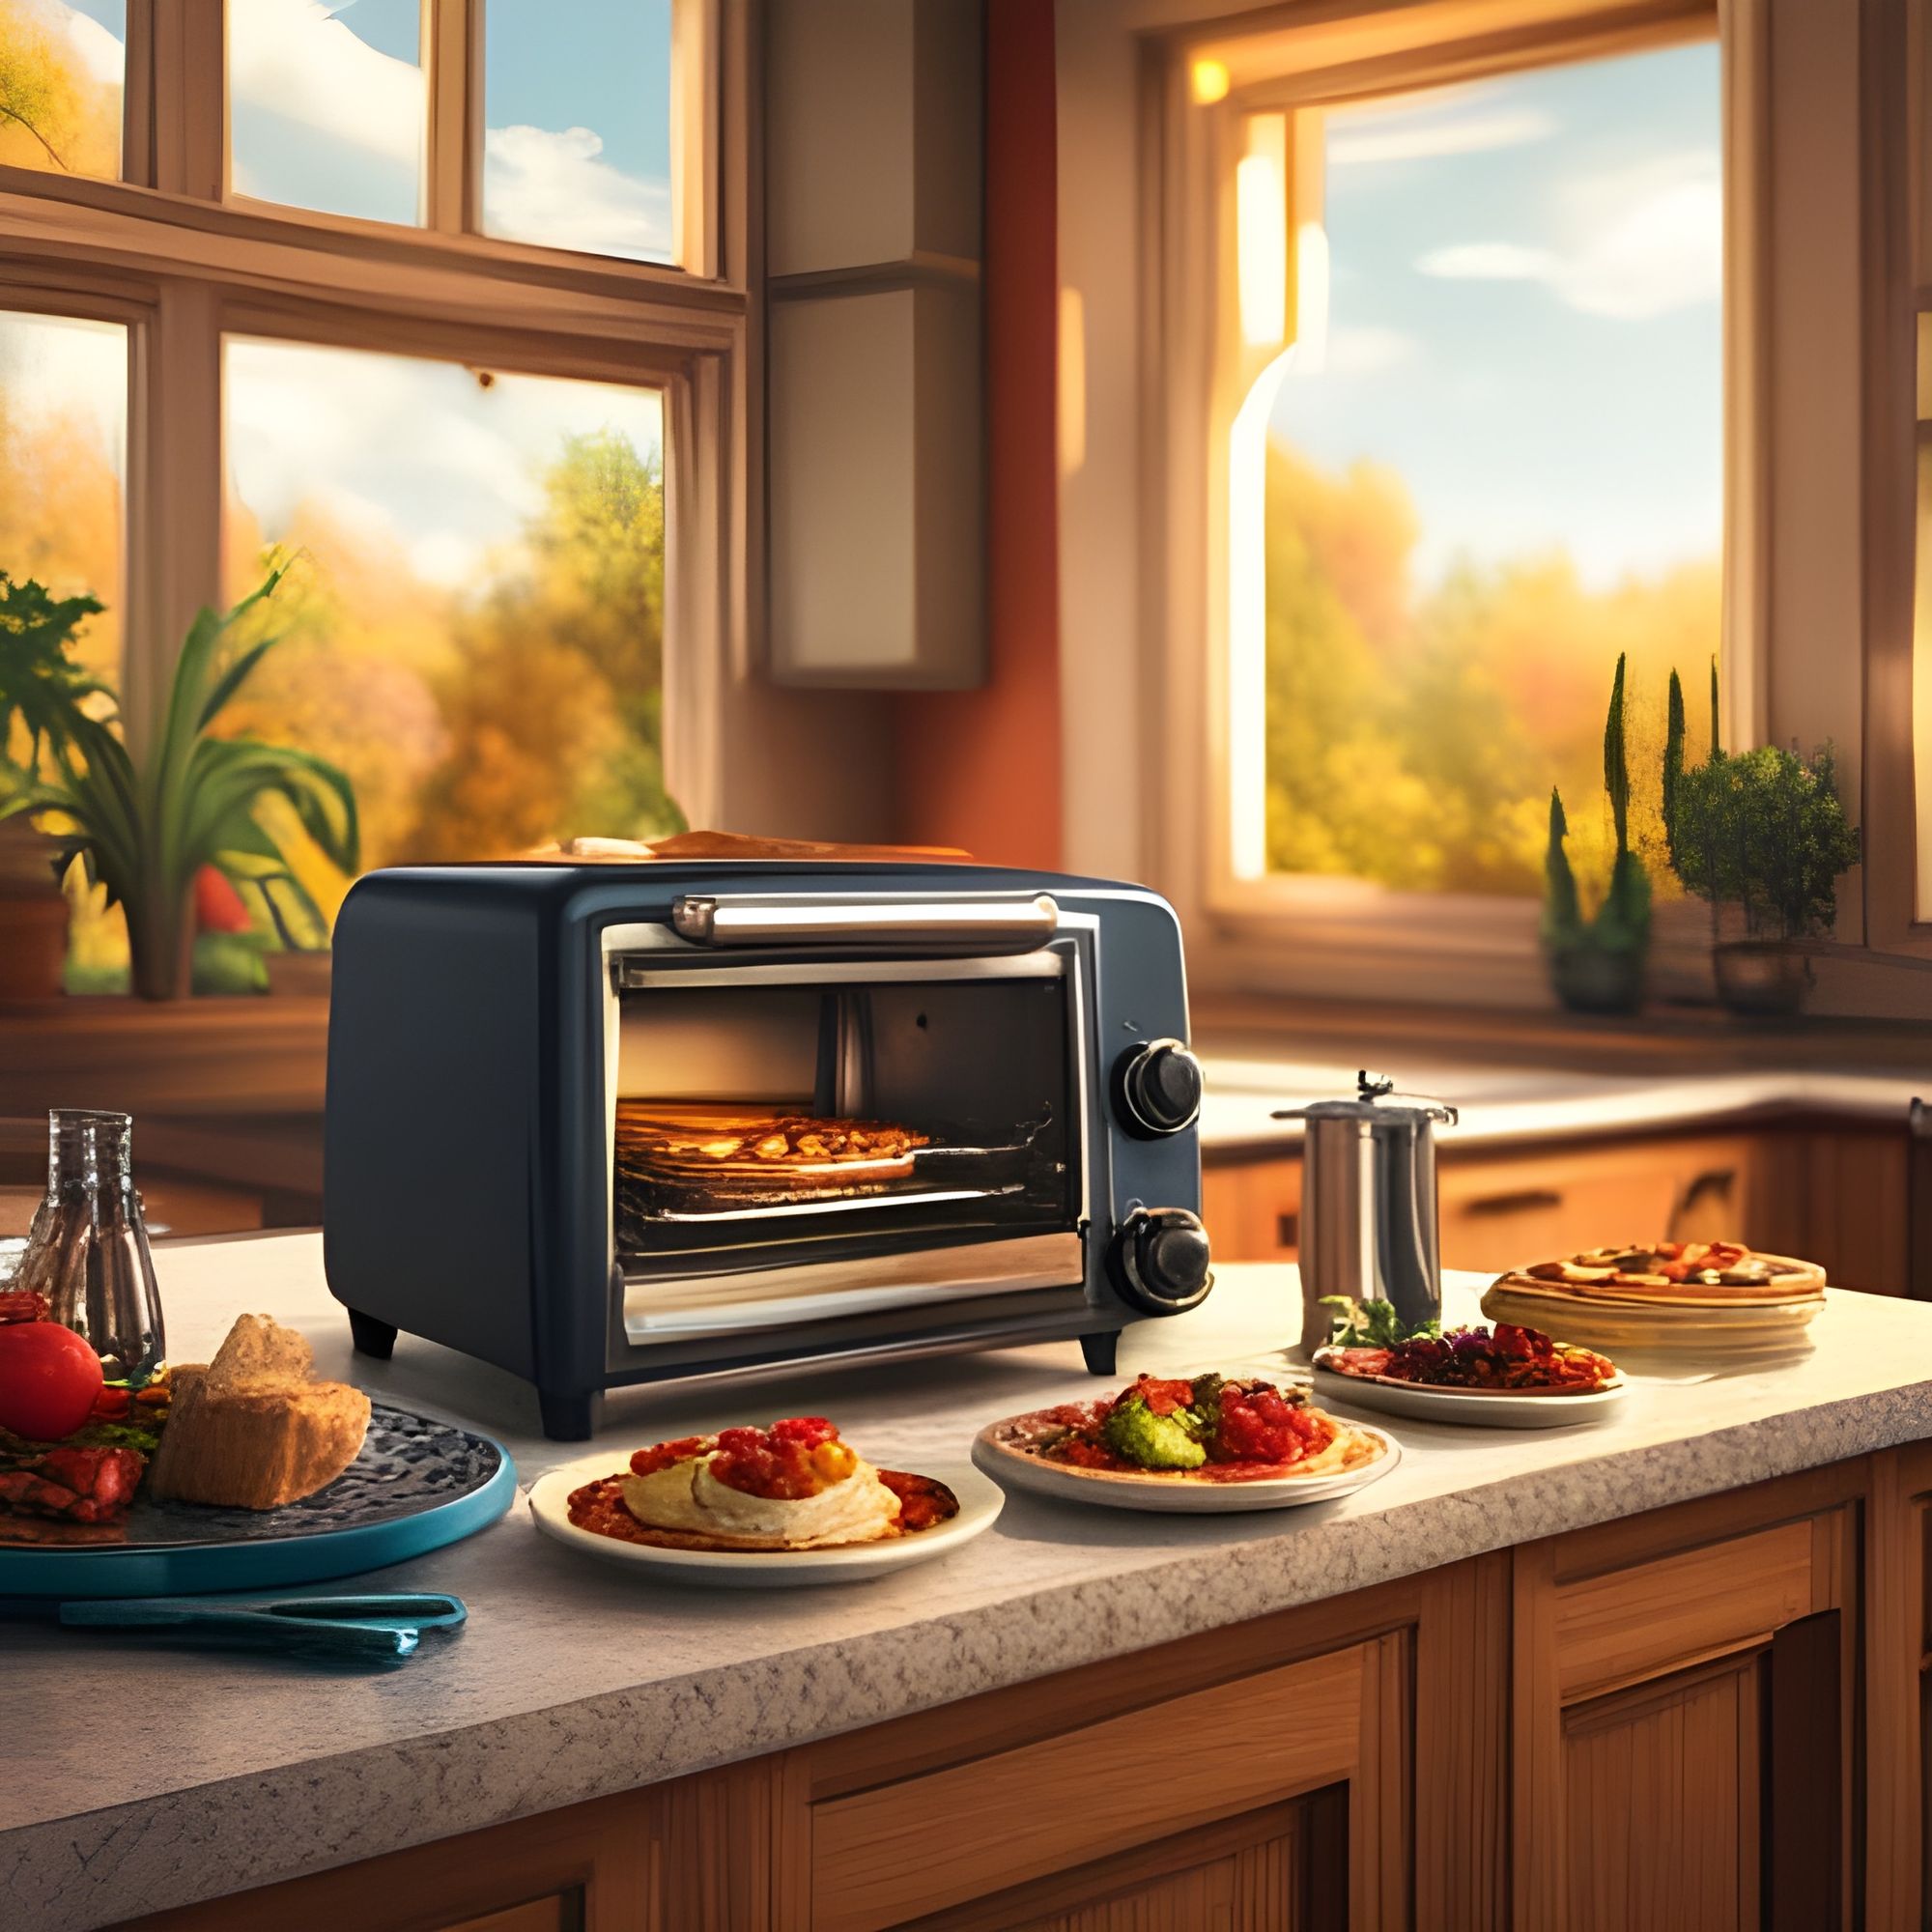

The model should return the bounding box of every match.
[601,917,1092,1354]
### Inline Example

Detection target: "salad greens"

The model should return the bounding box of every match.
[1320,1295,1441,1349]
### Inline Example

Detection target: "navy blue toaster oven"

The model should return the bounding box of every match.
[322,861,1210,1438]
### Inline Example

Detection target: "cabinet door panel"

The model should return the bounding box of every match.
[1562,1652,1763,1932]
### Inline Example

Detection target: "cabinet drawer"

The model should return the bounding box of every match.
[1437,1135,1756,1275]
[801,1640,1389,1932]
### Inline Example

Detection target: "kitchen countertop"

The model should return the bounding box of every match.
[1198,1056,1929,1156]
[8,1235,1932,1929]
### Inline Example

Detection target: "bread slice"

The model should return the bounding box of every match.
[147,1315,370,1510]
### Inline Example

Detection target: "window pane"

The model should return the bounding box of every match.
[229,0,424,225]
[1255,43,1721,897]
[0,0,123,179]
[0,308,127,980]
[222,339,671,923]
[483,0,675,263]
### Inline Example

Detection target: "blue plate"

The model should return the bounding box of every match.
[0,1405,516,1599]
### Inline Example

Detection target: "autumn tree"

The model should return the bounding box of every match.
[0,0,118,178]
[1263,437,1719,899]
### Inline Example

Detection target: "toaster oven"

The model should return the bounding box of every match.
[323,860,1209,1438]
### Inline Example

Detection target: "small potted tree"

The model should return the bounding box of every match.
[1663,662,1860,1016]
[1542,653,1651,1014]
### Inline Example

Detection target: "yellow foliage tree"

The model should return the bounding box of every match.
[0,0,118,178]
[1263,438,1719,899]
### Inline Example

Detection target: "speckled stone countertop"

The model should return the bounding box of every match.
[1198,1057,1926,1155]
[8,1234,1932,1930]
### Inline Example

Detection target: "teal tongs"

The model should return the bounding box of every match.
[57,1591,468,1661]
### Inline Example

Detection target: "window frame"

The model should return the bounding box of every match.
[1135,0,1732,1008]
[0,0,751,831]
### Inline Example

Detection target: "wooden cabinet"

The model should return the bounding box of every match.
[117,1458,1931,1932]
[1511,1480,1858,1931]
[1201,1122,1913,1294]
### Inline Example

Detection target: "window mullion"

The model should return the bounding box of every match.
[148,0,224,201]
[426,0,480,236]
[124,282,222,763]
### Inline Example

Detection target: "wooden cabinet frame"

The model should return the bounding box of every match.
[115,1453,1932,1932]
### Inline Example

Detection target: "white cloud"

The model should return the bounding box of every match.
[228,0,422,166]
[223,337,663,595]
[0,310,125,463]
[483,125,673,263]
[1321,325,1419,375]
[1417,242,1559,281]
[1414,151,1720,322]
[1327,108,1558,168]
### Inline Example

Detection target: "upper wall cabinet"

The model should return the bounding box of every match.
[764,0,986,689]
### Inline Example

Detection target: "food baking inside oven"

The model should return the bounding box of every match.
[611,972,1077,1261]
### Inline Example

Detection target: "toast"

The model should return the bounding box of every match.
[147,1314,370,1510]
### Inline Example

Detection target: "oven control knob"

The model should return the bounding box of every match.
[1114,1038,1204,1138]
[1110,1208,1213,1315]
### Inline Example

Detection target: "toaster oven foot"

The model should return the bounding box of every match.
[1079,1330,1119,1377]
[540,1389,602,1441]
[347,1309,398,1360]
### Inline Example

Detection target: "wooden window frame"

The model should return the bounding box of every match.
[1130,0,1728,1009]
[0,0,753,829]
[1861,0,1930,957]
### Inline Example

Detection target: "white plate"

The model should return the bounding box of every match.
[1310,1363,1627,1430]
[971,1416,1400,1513]
[526,1455,1002,1587]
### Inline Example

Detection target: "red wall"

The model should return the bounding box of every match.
[892,0,1063,868]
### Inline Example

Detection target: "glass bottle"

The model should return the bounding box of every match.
[15,1109,166,1385]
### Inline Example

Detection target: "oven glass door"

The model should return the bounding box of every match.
[608,950,1086,1343]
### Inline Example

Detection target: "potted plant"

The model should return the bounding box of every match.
[1542,653,1651,1014]
[1663,661,1861,1016]
[0,569,358,1000]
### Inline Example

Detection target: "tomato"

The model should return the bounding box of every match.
[0,1319,105,1441]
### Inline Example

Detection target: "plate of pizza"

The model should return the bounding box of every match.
[972,1373,1398,1513]
[1495,1241,1824,1305]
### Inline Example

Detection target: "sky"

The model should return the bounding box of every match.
[1271,42,1722,592]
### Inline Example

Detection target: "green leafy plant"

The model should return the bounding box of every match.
[1320,1295,1441,1348]
[1542,654,1651,1010]
[0,569,358,998]
[1668,742,1861,942]
[1662,656,1859,944]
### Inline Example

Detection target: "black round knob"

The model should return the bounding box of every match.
[1109,1208,1213,1315]
[1114,1037,1204,1138]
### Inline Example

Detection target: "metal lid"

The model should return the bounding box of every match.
[1270,1069,1459,1127]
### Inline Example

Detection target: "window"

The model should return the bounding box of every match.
[0,1,743,991]
[228,0,427,224]
[1241,43,1723,903]
[483,0,676,263]
[223,338,670,913]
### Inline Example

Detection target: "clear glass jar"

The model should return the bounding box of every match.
[15,1109,166,1384]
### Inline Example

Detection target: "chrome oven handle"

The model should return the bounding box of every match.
[669,894,1060,952]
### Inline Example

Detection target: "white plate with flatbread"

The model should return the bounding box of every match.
[526,1454,1002,1586]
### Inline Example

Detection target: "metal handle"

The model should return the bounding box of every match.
[1458,1187,1563,1218]
[669,894,1060,952]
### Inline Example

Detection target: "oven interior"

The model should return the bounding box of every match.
[611,959,1080,1289]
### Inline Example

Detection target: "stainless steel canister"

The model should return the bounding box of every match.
[1272,1072,1459,1353]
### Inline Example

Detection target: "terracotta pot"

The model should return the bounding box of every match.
[0,894,69,1001]
[1712,940,1813,1017]
[0,819,70,1000]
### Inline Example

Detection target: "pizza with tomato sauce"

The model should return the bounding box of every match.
[980,1373,1385,1485]
[1499,1241,1824,1302]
